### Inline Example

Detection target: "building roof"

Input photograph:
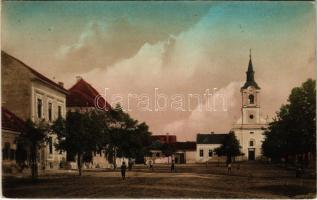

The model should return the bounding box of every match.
[174,142,196,151]
[196,133,227,144]
[151,134,177,144]
[67,78,111,110]
[1,51,68,94]
[2,107,25,132]
[241,52,260,90]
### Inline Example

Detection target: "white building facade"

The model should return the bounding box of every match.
[196,133,227,163]
[232,53,268,160]
[2,51,68,170]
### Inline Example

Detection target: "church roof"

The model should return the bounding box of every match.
[67,78,111,110]
[196,133,227,144]
[2,107,26,132]
[241,51,260,90]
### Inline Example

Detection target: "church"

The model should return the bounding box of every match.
[232,51,268,160]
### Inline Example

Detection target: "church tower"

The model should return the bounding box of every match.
[241,50,261,125]
[232,50,268,161]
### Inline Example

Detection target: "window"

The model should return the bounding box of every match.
[248,94,254,104]
[156,152,160,157]
[249,114,254,119]
[37,98,43,118]
[58,106,62,118]
[48,102,52,121]
[208,149,213,157]
[250,131,254,134]
[249,140,254,147]
[2,142,10,160]
[199,149,204,157]
[49,137,53,154]
[10,149,15,160]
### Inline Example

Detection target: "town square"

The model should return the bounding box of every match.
[1,1,316,199]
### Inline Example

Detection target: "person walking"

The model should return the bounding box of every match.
[149,160,154,171]
[227,162,232,175]
[128,159,132,171]
[171,160,175,172]
[121,161,127,180]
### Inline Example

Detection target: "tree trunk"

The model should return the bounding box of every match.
[113,148,117,170]
[77,152,83,176]
[30,144,38,182]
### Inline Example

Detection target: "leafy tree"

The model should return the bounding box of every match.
[52,110,107,176]
[19,119,49,181]
[214,131,242,164]
[161,143,176,163]
[262,79,316,163]
[107,104,152,165]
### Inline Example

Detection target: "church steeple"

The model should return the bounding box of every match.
[241,49,260,89]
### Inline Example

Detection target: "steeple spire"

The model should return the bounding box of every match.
[241,49,260,89]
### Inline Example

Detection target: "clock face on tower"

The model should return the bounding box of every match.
[247,111,256,123]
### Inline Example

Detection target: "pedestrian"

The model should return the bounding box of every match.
[121,161,127,180]
[171,160,175,172]
[227,163,231,175]
[149,160,153,171]
[128,159,132,171]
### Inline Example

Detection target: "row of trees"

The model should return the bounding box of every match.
[18,104,152,180]
[262,79,316,164]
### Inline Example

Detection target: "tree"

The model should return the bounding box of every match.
[19,119,49,181]
[107,104,152,165]
[52,110,107,176]
[262,79,316,163]
[161,143,176,164]
[214,131,242,164]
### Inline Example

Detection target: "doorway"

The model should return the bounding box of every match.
[248,148,255,161]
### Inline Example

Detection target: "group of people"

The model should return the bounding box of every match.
[148,160,176,172]
[120,159,177,180]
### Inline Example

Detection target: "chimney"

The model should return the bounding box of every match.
[76,76,82,82]
[58,82,64,88]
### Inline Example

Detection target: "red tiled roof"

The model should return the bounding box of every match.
[151,135,177,144]
[2,107,25,132]
[67,79,111,110]
[1,51,68,94]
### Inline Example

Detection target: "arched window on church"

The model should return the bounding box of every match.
[248,94,254,104]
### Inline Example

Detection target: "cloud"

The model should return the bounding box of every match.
[162,81,242,141]
[69,5,315,142]
[55,18,151,73]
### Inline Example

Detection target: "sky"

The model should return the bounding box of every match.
[2,1,316,141]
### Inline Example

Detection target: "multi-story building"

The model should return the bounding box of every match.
[2,51,68,170]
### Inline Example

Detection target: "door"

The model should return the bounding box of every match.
[180,153,185,164]
[248,148,255,161]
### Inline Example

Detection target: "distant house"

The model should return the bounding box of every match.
[147,134,196,164]
[66,77,112,169]
[2,107,26,174]
[2,51,68,170]
[196,133,227,163]
[174,142,196,164]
